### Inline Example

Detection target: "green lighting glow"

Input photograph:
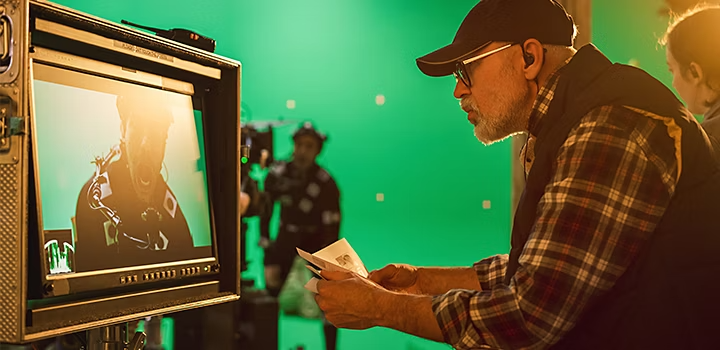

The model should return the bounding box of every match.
[241,157,248,164]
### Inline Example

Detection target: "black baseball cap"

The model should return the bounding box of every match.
[416,0,576,77]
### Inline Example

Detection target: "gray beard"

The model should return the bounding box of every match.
[467,98,528,145]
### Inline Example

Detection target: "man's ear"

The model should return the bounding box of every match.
[522,39,544,81]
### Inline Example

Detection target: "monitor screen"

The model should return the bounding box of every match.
[32,62,214,276]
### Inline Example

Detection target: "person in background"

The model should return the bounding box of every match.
[660,0,720,15]
[662,4,720,162]
[260,122,341,350]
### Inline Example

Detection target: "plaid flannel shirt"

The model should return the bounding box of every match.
[432,66,680,349]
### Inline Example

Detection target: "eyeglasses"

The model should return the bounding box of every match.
[454,43,516,88]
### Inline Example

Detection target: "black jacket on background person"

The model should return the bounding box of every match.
[701,101,720,163]
[260,160,341,289]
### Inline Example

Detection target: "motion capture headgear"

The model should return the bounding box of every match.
[116,94,174,127]
[292,121,327,149]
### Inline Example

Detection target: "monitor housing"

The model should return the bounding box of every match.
[0,0,243,343]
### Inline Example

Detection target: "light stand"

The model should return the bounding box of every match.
[86,323,146,350]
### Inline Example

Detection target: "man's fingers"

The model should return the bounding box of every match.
[316,279,327,293]
[314,291,326,309]
[320,269,353,281]
[368,265,396,283]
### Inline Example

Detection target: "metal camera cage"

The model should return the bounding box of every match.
[0,0,244,344]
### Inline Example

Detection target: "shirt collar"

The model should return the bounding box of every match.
[526,60,569,137]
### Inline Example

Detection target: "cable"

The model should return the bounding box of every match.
[74,332,87,347]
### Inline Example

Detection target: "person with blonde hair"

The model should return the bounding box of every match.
[663,4,720,161]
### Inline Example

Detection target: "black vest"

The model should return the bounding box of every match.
[506,45,720,349]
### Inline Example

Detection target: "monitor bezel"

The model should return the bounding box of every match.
[28,46,221,297]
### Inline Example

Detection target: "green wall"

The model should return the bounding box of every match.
[41,0,685,348]
[591,0,707,116]
[48,0,514,349]
[592,0,677,101]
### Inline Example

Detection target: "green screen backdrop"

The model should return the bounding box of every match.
[44,0,688,348]
[592,0,686,116]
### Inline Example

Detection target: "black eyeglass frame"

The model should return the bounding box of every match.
[453,43,517,87]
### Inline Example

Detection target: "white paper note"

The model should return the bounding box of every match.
[304,277,320,294]
[296,238,369,278]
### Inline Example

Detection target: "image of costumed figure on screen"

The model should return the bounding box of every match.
[73,95,194,270]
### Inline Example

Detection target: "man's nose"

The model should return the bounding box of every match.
[453,79,471,99]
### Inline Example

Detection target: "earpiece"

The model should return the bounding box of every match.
[524,54,535,68]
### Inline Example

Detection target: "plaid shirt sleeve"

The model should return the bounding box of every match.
[432,105,679,349]
[472,254,509,291]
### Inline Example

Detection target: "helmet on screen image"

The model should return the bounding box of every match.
[116,94,175,130]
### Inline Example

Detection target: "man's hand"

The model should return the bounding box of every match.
[369,264,423,295]
[315,270,388,330]
[315,270,445,343]
[240,192,250,215]
[371,265,481,295]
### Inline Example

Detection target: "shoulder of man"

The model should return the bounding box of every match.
[157,179,184,221]
[314,166,337,186]
[701,115,720,140]
[574,104,680,180]
[90,159,128,202]
[577,104,683,138]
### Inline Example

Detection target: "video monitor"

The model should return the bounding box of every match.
[31,53,216,286]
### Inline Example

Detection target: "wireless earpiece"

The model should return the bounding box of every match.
[524,54,535,68]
